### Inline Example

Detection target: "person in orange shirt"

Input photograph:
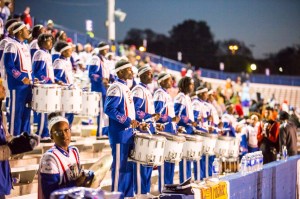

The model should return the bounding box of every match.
[258,106,280,164]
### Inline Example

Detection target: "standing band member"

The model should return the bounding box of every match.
[174,77,197,183]
[88,42,112,138]
[104,60,139,198]
[154,72,179,191]
[53,41,74,126]
[4,22,32,136]
[32,33,55,141]
[132,65,160,195]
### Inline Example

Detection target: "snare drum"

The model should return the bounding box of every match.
[215,136,235,158]
[221,157,239,173]
[179,134,203,161]
[32,84,61,113]
[61,87,82,113]
[81,92,100,116]
[198,133,218,156]
[158,131,186,163]
[130,133,166,166]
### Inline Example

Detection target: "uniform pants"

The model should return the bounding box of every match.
[9,87,31,136]
[158,162,175,192]
[35,112,49,138]
[111,143,134,198]
[200,155,215,178]
[193,158,203,181]
[179,159,192,183]
[134,163,152,194]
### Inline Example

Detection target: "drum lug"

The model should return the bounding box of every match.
[146,154,154,163]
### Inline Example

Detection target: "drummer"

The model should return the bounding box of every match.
[104,60,140,198]
[53,41,74,126]
[192,86,211,133]
[32,33,55,142]
[39,113,94,199]
[87,42,113,138]
[174,76,197,183]
[131,65,160,195]
[221,103,237,137]
[3,22,32,136]
[153,72,180,191]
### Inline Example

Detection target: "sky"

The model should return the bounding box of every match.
[15,0,300,59]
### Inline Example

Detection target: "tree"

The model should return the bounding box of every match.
[168,20,218,69]
[216,39,254,72]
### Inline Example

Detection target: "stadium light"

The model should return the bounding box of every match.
[229,45,239,55]
[279,67,283,72]
[250,64,257,71]
[107,0,127,41]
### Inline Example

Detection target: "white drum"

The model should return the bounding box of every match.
[61,87,82,113]
[32,84,61,113]
[158,131,186,163]
[130,133,166,166]
[81,92,100,116]
[179,133,203,161]
[230,137,240,158]
[199,133,218,156]
[215,136,235,158]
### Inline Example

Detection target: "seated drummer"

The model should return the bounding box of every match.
[131,65,160,195]
[38,113,94,199]
[32,33,55,142]
[174,77,197,183]
[153,72,180,192]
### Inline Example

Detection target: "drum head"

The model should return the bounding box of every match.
[199,132,218,139]
[135,132,166,141]
[157,131,186,142]
[218,136,235,141]
[178,133,203,142]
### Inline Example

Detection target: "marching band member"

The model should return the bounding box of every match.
[192,86,211,133]
[191,86,211,180]
[104,60,139,198]
[131,65,160,195]
[38,113,93,199]
[53,41,74,126]
[29,24,46,58]
[207,89,220,129]
[0,77,39,198]
[3,22,32,136]
[32,33,55,142]
[174,76,197,183]
[221,104,237,137]
[87,42,113,138]
[0,19,19,122]
[52,30,67,62]
[153,72,179,191]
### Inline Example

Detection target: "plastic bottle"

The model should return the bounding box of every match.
[240,156,247,175]
[212,158,220,179]
[246,154,251,173]
[282,145,288,161]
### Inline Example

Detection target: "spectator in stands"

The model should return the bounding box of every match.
[0,1,11,22]
[22,6,33,28]
[279,111,297,156]
[38,113,94,199]
[258,106,280,164]
[46,19,57,37]
[289,107,300,128]
[0,78,39,198]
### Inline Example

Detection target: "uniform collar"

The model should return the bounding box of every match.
[117,78,127,85]
[55,144,70,157]
[139,82,147,88]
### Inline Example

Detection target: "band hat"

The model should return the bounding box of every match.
[59,45,72,53]
[48,116,69,132]
[115,63,132,73]
[7,21,18,31]
[196,87,208,95]
[157,73,171,84]
[207,89,214,95]
[138,65,152,76]
[98,42,109,51]
[12,23,26,34]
